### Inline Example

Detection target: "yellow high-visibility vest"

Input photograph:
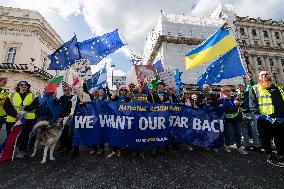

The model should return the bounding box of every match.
[0,88,10,117]
[253,84,284,115]
[6,92,35,123]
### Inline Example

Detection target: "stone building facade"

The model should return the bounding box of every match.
[142,4,284,88]
[236,16,284,84]
[0,6,73,94]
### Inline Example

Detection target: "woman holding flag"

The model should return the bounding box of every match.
[4,81,36,159]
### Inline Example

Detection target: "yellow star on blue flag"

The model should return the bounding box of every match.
[77,29,124,65]
[48,35,80,70]
[197,47,245,88]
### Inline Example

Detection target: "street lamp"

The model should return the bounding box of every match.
[111,63,115,87]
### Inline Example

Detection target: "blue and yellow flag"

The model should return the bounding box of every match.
[184,27,237,70]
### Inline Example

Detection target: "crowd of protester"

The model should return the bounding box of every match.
[0,69,283,167]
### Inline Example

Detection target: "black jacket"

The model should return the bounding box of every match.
[53,95,73,117]
[147,92,161,103]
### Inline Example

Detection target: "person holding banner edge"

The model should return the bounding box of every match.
[249,70,284,167]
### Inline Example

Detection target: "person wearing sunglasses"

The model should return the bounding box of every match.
[53,86,74,152]
[4,80,36,158]
[249,71,284,167]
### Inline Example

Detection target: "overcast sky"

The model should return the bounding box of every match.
[2,0,284,73]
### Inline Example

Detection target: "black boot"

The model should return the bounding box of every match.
[71,147,79,160]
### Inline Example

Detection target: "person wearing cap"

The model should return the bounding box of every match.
[0,77,9,130]
[249,70,284,167]
[4,80,36,158]
[155,80,169,103]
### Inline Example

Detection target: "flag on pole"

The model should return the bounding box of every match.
[196,47,245,88]
[0,117,25,164]
[46,76,64,94]
[86,64,107,90]
[78,29,124,65]
[48,36,80,70]
[153,60,164,73]
[184,27,237,70]
[174,69,181,97]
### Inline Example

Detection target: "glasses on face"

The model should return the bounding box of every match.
[64,89,70,92]
[260,73,269,77]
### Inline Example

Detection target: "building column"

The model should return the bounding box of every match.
[264,56,271,71]
[266,30,274,48]
[252,55,259,81]
[278,58,284,83]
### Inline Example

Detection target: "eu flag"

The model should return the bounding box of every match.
[197,47,245,88]
[48,36,80,70]
[78,29,124,65]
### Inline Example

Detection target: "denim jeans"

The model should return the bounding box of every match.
[224,118,242,147]
[0,116,5,130]
[241,113,261,147]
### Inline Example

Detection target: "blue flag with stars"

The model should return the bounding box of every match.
[197,47,245,88]
[153,60,164,73]
[86,64,107,90]
[48,36,80,70]
[78,29,124,65]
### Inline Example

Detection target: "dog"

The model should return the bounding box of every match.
[30,117,68,164]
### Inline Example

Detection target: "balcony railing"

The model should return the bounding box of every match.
[0,62,53,79]
[0,62,70,86]
[0,63,29,70]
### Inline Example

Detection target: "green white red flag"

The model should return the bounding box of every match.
[46,76,64,93]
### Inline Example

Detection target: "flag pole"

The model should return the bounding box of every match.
[11,130,22,161]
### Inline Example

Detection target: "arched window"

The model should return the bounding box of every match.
[6,47,17,64]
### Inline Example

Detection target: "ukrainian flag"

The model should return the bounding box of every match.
[184,27,237,70]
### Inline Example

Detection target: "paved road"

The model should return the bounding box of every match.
[0,147,283,189]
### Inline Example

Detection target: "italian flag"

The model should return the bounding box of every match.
[46,76,64,93]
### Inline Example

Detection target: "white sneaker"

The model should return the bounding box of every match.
[230,144,237,150]
[224,146,231,153]
[238,147,248,155]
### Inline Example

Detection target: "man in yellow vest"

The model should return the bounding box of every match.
[0,77,9,130]
[249,71,284,167]
[4,80,36,158]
